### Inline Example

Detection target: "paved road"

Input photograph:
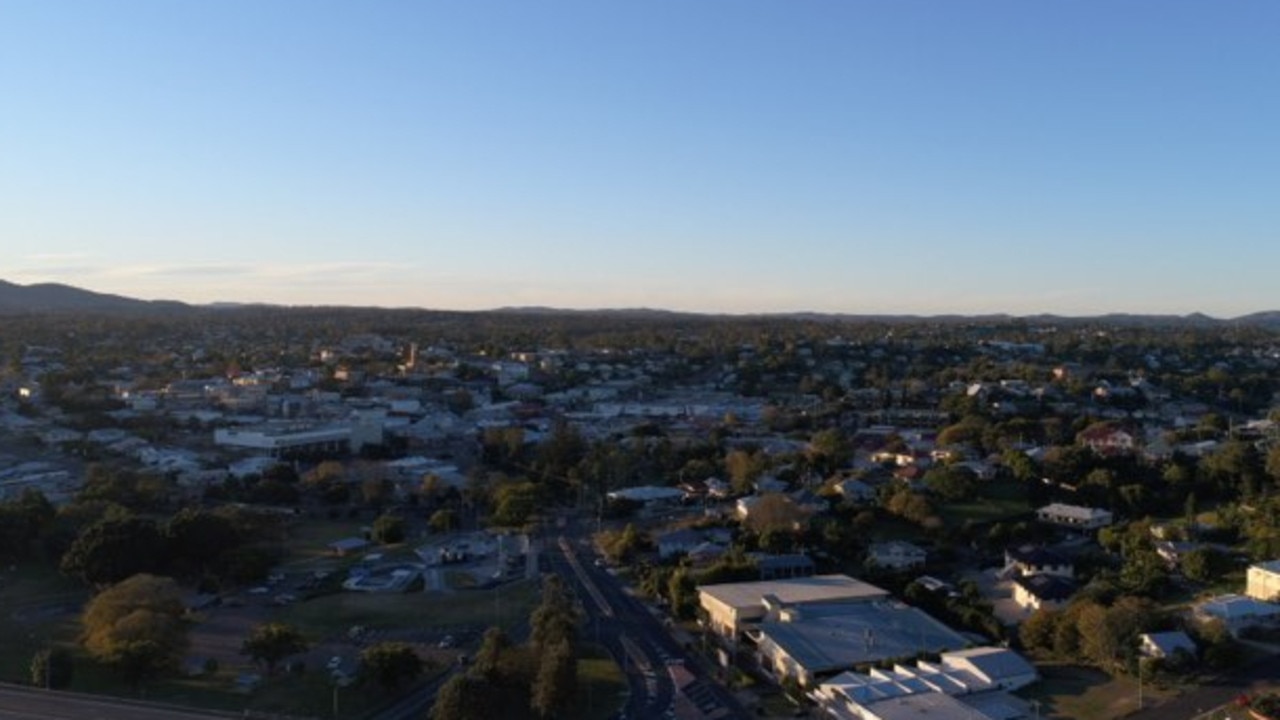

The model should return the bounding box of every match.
[552,517,748,720]
[0,683,236,720]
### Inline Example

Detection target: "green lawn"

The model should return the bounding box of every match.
[939,479,1031,526]
[281,580,540,637]
[572,643,627,720]
[280,517,369,562]
[0,562,87,684]
[1018,664,1176,720]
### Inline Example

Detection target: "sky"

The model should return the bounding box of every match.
[2,1,1279,316]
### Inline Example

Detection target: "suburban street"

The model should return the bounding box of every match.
[550,515,748,720]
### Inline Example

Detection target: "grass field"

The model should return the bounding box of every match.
[572,643,627,720]
[1018,664,1176,720]
[939,479,1032,526]
[0,562,86,684]
[280,579,541,636]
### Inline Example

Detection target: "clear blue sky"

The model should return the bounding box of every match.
[3,1,1278,315]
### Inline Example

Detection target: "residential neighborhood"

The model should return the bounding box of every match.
[2,307,1280,719]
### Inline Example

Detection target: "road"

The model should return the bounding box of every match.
[378,514,749,720]
[0,683,236,720]
[550,517,748,720]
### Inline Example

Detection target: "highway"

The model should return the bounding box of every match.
[550,517,747,720]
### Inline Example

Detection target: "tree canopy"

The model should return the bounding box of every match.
[81,574,188,684]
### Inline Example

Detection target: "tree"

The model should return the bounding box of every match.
[725,449,766,494]
[745,493,809,535]
[431,674,499,720]
[1019,608,1060,654]
[923,465,979,502]
[492,482,540,528]
[1267,444,1280,487]
[30,647,73,689]
[61,516,164,587]
[530,576,578,656]
[241,623,308,676]
[0,490,55,562]
[359,641,424,690]
[1181,547,1229,584]
[164,507,241,579]
[81,574,188,685]
[599,523,645,564]
[807,429,851,476]
[372,514,406,545]
[667,566,698,620]
[429,509,459,533]
[473,627,513,681]
[530,638,576,719]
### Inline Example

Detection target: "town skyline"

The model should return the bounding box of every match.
[6,2,1280,316]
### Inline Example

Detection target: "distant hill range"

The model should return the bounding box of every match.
[1,279,1278,329]
[0,280,188,314]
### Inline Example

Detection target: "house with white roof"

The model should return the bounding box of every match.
[1036,503,1113,530]
[1139,631,1197,660]
[1194,594,1280,636]
[867,541,928,571]
[1246,560,1280,602]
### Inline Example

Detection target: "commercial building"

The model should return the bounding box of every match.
[752,600,970,685]
[699,575,890,639]
[811,647,1036,719]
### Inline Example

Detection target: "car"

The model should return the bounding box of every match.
[437,635,455,649]
[327,656,342,670]
[248,586,269,595]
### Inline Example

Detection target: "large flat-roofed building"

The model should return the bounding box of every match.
[1247,560,1280,602]
[753,601,970,685]
[811,647,1036,720]
[699,574,889,638]
[215,425,352,458]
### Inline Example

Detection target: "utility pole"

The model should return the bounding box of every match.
[1137,663,1144,711]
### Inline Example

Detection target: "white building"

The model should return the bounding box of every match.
[699,575,889,639]
[753,600,969,686]
[1139,631,1197,660]
[1035,503,1113,530]
[810,647,1036,720]
[1195,594,1280,636]
[215,425,351,457]
[1246,560,1280,602]
[867,541,928,571]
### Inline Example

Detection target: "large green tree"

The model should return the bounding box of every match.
[61,516,164,587]
[358,641,423,690]
[372,514,406,545]
[164,507,241,579]
[530,638,575,719]
[241,623,308,676]
[81,574,188,684]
